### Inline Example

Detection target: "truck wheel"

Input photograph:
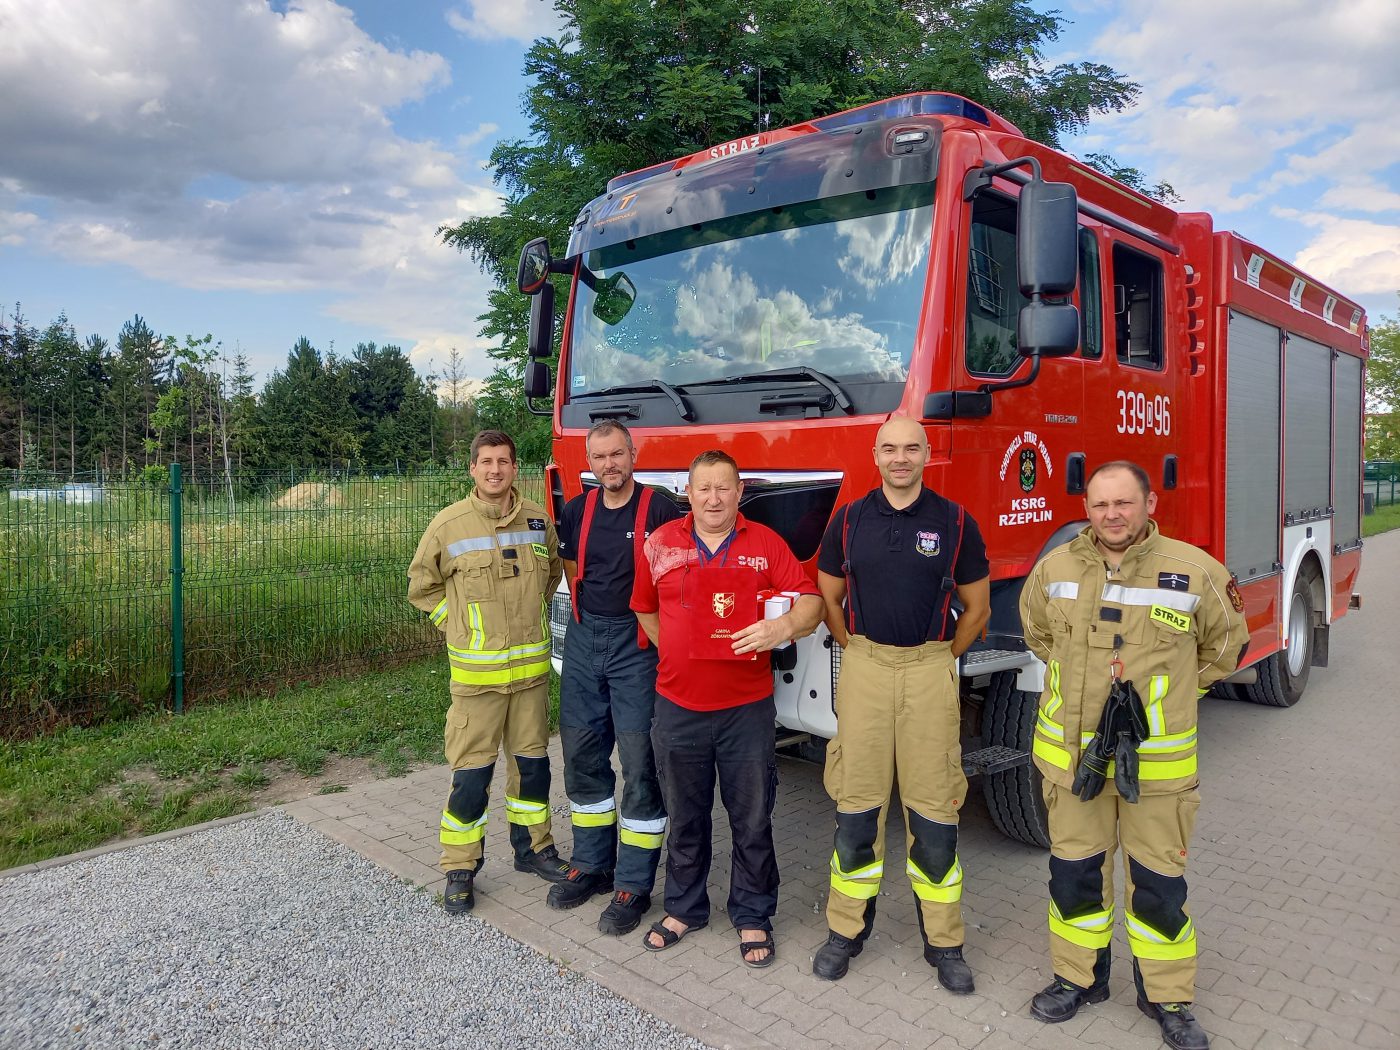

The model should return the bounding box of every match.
[1239,569,1315,708]
[980,670,1050,848]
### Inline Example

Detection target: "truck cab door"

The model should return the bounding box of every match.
[946,187,1089,591]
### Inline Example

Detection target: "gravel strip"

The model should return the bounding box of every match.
[0,811,712,1050]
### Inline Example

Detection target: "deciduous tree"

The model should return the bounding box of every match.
[440,0,1143,455]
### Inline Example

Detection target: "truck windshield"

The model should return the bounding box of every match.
[567,184,934,397]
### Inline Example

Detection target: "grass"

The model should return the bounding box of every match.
[0,654,563,871]
[1363,501,1400,537]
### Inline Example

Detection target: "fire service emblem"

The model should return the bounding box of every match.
[1019,448,1037,492]
[916,531,941,557]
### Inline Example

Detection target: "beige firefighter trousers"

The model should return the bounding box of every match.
[1044,780,1201,1003]
[439,682,554,871]
[823,636,968,946]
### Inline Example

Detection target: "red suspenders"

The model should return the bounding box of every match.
[570,484,654,648]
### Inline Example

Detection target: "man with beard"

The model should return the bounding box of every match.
[548,421,681,934]
[408,430,570,914]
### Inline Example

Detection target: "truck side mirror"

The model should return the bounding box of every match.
[1017,181,1078,296]
[1017,179,1079,358]
[528,283,555,359]
[1019,300,1080,358]
[517,237,552,295]
[524,359,552,399]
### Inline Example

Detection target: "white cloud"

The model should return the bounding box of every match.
[1279,212,1400,298]
[0,0,512,380]
[0,207,39,246]
[445,1,566,44]
[1057,0,1399,317]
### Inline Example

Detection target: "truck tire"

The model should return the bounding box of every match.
[980,670,1050,848]
[1239,569,1315,708]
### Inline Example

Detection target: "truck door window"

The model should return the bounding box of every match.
[1112,244,1163,369]
[1078,228,1103,359]
[964,192,1029,377]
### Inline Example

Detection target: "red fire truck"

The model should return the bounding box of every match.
[515,92,1368,846]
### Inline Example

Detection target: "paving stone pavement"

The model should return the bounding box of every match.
[284,530,1400,1050]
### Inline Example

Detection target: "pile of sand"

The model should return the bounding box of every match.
[274,482,345,509]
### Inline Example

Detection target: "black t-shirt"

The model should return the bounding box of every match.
[817,486,990,646]
[558,484,682,617]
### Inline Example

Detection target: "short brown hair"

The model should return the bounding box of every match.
[689,449,740,480]
[1087,460,1151,499]
[470,430,516,465]
[586,419,634,450]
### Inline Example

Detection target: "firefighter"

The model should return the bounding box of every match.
[407,429,571,913]
[812,416,991,992]
[1020,460,1247,1050]
[547,420,681,934]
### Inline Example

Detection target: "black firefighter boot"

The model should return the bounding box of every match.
[443,870,475,915]
[1031,947,1112,1023]
[548,867,614,910]
[813,899,876,981]
[916,903,975,994]
[1135,960,1210,1050]
[514,844,571,884]
[924,945,975,995]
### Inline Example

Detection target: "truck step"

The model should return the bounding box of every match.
[962,745,1029,777]
[774,731,812,750]
[960,649,1033,675]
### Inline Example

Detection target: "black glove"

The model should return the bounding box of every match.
[1071,734,1112,801]
[1113,732,1141,803]
[1074,678,1149,803]
[1106,679,1149,803]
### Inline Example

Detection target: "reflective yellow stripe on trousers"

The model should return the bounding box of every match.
[829,851,883,900]
[1126,913,1197,961]
[1049,901,1114,949]
[505,795,549,826]
[440,809,487,845]
[907,857,964,903]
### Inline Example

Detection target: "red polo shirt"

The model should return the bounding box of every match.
[631,512,818,711]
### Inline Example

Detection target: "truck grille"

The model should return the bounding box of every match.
[548,592,572,660]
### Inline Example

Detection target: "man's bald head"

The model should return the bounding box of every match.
[875,416,928,451]
[873,416,929,502]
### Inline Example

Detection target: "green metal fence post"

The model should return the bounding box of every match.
[170,463,185,715]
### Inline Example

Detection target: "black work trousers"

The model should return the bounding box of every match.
[651,693,780,931]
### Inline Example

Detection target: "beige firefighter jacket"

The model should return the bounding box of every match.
[408,487,563,697]
[1019,521,1247,795]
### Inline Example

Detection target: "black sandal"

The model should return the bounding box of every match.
[642,917,706,952]
[738,930,776,969]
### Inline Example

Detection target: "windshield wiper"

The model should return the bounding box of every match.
[682,367,854,413]
[572,380,695,421]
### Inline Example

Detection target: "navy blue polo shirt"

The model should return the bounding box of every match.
[818,486,989,646]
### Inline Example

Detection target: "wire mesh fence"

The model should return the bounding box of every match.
[1,466,546,740]
[1365,478,1398,508]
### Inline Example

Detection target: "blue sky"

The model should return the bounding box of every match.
[1,0,1396,387]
